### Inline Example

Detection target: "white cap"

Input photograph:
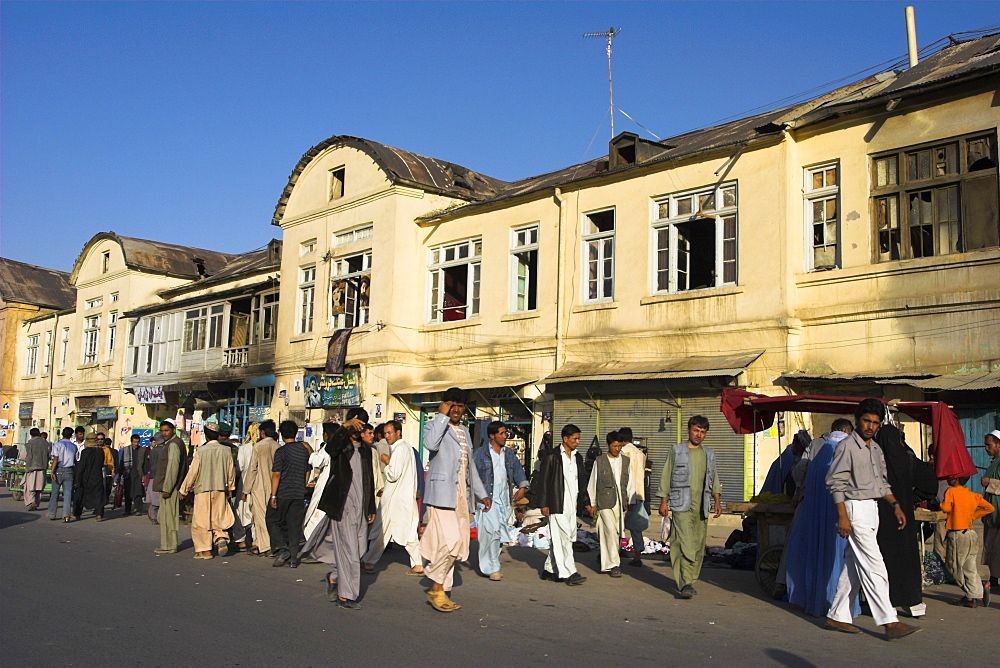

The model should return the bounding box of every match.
[989,429,1000,442]
[161,418,176,428]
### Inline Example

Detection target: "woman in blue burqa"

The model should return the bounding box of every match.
[785,429,860,617]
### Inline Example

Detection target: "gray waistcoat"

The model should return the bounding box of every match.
[668,442,716,519]
[594,454,630,510]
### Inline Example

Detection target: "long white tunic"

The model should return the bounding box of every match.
[368,439,419,543]
[303,446,332,541]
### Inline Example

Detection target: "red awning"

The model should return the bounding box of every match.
[720,388,976,480]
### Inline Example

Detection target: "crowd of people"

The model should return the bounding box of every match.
[14,392,999,636]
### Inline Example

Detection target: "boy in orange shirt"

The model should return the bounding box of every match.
[940,476,995,607]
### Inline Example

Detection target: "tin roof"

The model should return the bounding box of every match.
[879,371,1000,391]
[545,351,764,384]
[71,232,238,282]
[0,257,76,310]
[158,243,280,299]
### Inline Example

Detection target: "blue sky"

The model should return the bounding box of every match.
[2,1,998,271]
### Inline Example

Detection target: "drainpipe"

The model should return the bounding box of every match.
[46,312,60,433]
[553,187,567,371]
[905,6,918,68]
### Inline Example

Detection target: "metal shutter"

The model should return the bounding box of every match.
[680,394,745,507]
[553,396,600,453]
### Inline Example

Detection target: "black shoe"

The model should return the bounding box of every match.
[608,568,622,578]
[289,559,300,569]
[628,557,643,567]
[540,571,565,582]
[272,550,290,567]
[679,585,695,599]
[336,598,362,610]
[327,580,338,602]
[565,572,587,586]
[982,581,991,608]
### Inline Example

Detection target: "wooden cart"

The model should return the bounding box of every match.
[728,501,796,596]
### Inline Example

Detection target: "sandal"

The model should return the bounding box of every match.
[63,516,73,523]
[426,590,458,612]
[405,567,425,576]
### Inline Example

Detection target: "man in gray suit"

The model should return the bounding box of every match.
[420,387,490,612]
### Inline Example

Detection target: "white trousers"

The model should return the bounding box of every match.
[828,499,898,626]
[544,512,578,578]
[596,506,623,571]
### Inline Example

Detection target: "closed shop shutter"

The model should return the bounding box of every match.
[595,396,679,505]
[681,394,745,507]
[552,396,599,468]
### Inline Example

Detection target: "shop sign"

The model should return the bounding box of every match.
[134,386,166,404]
[303,370,361,408]
[248,406,270,422]
[19,402,34,419]
[132,428,154,448]
[95,406,118,421]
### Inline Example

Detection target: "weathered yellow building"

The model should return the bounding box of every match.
[271,34,999,502]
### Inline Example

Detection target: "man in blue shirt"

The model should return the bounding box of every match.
[47,427,78,521]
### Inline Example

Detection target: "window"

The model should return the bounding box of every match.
[583,209,615,302]
[805,163,840,271]
[511,225,539,312]
[428,238,481,322]
[329,167,345,201]
[25,334,39,375]
[60,327,69,372]
[86,297,103,310]
[102,251,110,273]
[299,266,317,333]
[331,252,372,328]
[82,315,101,365]
[652,182,738,293]
[182,305,224,352]
[107,311,118,361]
[110,292,119,303]
[334,225,373,247]
[300,239,317,256]
[872,132,998,262]
[43,330,52,374]
[251,292,279,343]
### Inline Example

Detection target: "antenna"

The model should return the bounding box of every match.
[583,27,621,139]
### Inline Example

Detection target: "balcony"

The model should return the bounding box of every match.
[223,346,249,367]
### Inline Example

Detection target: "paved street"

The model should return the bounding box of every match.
[1,489,993,667]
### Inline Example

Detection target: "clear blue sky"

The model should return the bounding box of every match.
[2,1,998,272]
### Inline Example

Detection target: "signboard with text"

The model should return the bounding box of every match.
[303,370,361,408]
[18,402,33,419]
[133,386,166,404]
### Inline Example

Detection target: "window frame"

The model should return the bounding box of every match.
[25,334,39,375]
[106,311,118,361]
[59,327,69,372]
[870,130,999,262]
[82,315,101,365]
[651,182,739,294]
[582,208,616,303]
[427,238,482,323]
[251,291,280,343]
[510,224,539,313]
[330,251,372,329]
[334,225,373,247]
[803,161,841,271]
[329,166,346,201]
[299,265,317,334]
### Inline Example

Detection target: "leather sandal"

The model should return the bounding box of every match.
[426,590,457,612]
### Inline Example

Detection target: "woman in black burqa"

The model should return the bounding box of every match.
[874,423,937,609]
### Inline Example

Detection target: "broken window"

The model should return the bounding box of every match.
[871,131,998,261]
[804,162,840,271]
[331,251,372,328]
[428,239,481,322]
[583,209,615,302]
[183,305,223,352]
[511,225,538,312]
[653,182,738,293]
[251,292,279,343]
[329,167,345,201]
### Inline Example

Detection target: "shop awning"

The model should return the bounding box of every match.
[544,351,763,385]
[720,388,976,480]
[879,370,1000,391]
[391,376,540,396]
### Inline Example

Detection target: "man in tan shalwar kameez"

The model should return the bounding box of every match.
[243,420,281,556]
[180,423,236,560]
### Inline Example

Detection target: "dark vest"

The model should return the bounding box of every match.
[594,454,630,510]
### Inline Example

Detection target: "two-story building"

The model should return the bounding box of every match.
[270,32,999,502]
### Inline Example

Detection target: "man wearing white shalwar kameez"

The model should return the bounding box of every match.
[587,431,635,577]
[473,421,528,580]
[534,424,588,585]
[362,421,422,573]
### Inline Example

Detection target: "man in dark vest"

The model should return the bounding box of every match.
[152,419,187,555]
[658,415,721,599]
[586,430,634,578]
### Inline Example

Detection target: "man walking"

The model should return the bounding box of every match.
[118,433,148,516]
[587,430,634,578]
[22,428,49,511]
[73,433,111,520]
[301,408,376,610]
[535,423,588,586]
[658,415,722,599]
[473,421,528,581]
[244,420,280,556]
[180,422,235,559]
[825,398,920,640]
[267,420,311,568]
[619,427,649,566]
[362,420,424,575]
[979,429,1000,606]
[46,427,77,521]
[420,389,491,611]
[152,419,186,554]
